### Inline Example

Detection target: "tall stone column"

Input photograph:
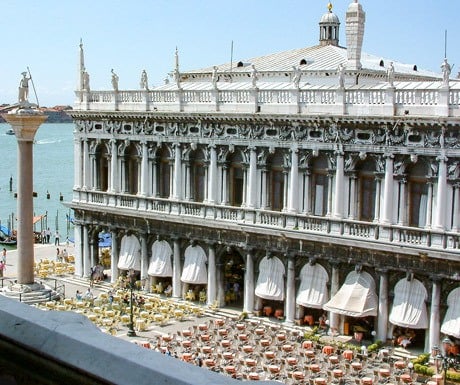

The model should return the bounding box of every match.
[288,147,299,213]
[140,233,148,282]
[425,180,434,228]
[2,110,47,285]
[82,138,90,190]
[243,250,255,313]
[140,141,149,196]
[284,255,296,325]
[83,225,91,278]
[74,223,83,277]
[221,165,228,205]
[381,154,394,224]
[348,174,357,219]
[374,177,382,222]
[247,146,257,208]
[333,149,345,218]
[207,145,217,204]
[207,243,217,305]
[327,172,334,216]
[453,183,460,231]
[172,237,182,298]
[110,139,118,193]
[397,177,407,225]
[173,143,182,200]
[110,230,119,283]
[329,261,340,332]
[303,169,311,214]
[260,169,268,209]
[74,137,82,189]
[376,268,389,342]
[434,154,448,230]
[429,277,441,353]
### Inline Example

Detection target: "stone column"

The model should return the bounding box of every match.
[140,233,148,282]
[374,177,382,222]
[221,165,228,205]
[173,143,182,200]
[329,261,340,332]
[208,145,217,204]
[452,183,460,231]
[207,243,217,305]
[333,149,345,218]
[151,159,158,197]
[110,230,119,283]
[348,174,357,219]
[247,147,257,208]
[283,170,289,211]
[425,180,434,228]
[260,168,268,209]
[376,269,389,342]
[140,141,148,196]
[288,147,299,213]
[172,238,182,298]
[327,172,334,216]
[74,137,82,189]
[284,255,296,325]
[83,138,90,190]
[110,139,118,193]
[303,169,311,214]
[429,277,441,353]
[434,154,448,230]
[74,223,83,277]
[82,225,91,278]
[243,250,255,313]
[397,177,407,225]
[381,154,394,224]
[2,111,47,285]
[241,166,247,207]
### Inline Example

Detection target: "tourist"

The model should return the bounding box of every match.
[84,287,93,300]
[46,228,51,243]
[56,248,61,262]
[41,229,46,244]
[0,261,5,277]
[1,248,6,264]
[62,248,68,262]
[75,290,82,300]
[54,230,60,246]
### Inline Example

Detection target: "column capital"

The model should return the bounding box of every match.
[375,267,389,275]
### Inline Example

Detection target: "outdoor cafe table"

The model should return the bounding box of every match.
[282,344,293,352]
[248,373,260,380]
[314,377,327,385]
[260,339,271,347]
[379,368,391,378]
[302,340,313,349]
[362,377,373,385]
[394,360,406,370]
[292,371,305,380]
[264,351,275,359]
[242,345,254,353]
[322,345,334,355]
[245,358,257,367]
[343,350,354,360]
[286,357,298,366]
[400,374,412,383]
[202,346,213,354]
[333,369,344,378]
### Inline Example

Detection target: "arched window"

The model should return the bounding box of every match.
[95,143,109,191]
[356,158,377,221]
[311,155,329,216]
[124,144,138,195]
[157,147,171,198]
[228,150,244,206]
[407,161,429,227]
[189,148,206,202]
[267,150,285,211]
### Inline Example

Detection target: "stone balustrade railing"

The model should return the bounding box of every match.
[78,190,460,259]
[74,83,460,117]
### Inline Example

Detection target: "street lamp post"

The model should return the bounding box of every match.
[126,269,136,337]
[432,337,457,384]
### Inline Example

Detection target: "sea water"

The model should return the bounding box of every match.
[0,122,74,248]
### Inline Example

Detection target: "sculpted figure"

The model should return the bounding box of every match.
[82,68,90,91]
[18,71,31,103]
[211,66,218,89]
[337,63,345,88]
[387,62,395,87]
[251,64,258,88]
[140,69,149,90]
[292,66,302,88]
[441,58,451,86]
[111,69,119,91]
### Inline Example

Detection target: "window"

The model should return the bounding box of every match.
[189,149,206,202]
[95,144,109,191]
[311,155,328,216]
[124,144,138,195]
[157,147,171,198]
[407,162,429,227]
[267,151,285,211]
[356,159,376,222]
[228,151,244,206]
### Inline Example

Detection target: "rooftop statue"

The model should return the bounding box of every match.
[251,64,258,88]
[387,62,395,87]
[292,66,302,88]
[441,58,451,86]
[337,63,345,88]
[140,69,149,90]
[82,68,90,91]
[211,66,219,89]
[18,71,31,103]
[111,69,119,91]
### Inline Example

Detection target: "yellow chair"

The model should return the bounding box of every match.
[199,291,207,304]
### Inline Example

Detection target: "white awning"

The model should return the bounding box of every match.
[181,245,207,284]
[255,256,285,301]
[117,234,141,271]
[441,287,460,338]
[323,271,377,317]
[296,263,329,309]
[389,278,428,329]
[148,239,173,277]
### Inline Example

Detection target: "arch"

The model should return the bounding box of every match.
[299,59,307,65]
[189,148,206,202]
[117,233,141,271]
[389,277,428,329]
[228,150,245,206]
[379,59,385,67]
[310,154,329,216]
[219,248,245,306]
[157,145,171,198]
[266,150,285,211]
[123,143,139,194]
[95,142,109,191]
[255,255,285,301]
[441,287,460,338]
[148,239,173,277]
[181,244,207,284]
[355,157,377,221]
[296,262,329,308]
[406,160,430,227]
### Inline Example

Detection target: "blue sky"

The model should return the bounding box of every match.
[0,1,458,107]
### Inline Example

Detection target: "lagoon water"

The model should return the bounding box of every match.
[0,122,74,244]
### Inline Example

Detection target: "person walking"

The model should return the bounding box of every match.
[1,248,6,264]
[54,230,60,246]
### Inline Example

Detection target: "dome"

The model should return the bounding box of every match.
[320,3,340,25]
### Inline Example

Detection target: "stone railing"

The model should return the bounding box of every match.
[75,190,460,258]
[0,296,277,385]
[74,83,460,118]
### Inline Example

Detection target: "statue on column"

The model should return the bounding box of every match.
[337,63,345,88]
[292,66,302,88]
[387,62,395,87]
[82,68,90,91]
[18,71,31,103]
[211,66,219,89]
[140,69,149,90]
[251,64,258,88]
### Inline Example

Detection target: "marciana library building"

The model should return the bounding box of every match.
[69,1,459,353]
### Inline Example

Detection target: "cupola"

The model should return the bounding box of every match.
[319,2,340,46]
